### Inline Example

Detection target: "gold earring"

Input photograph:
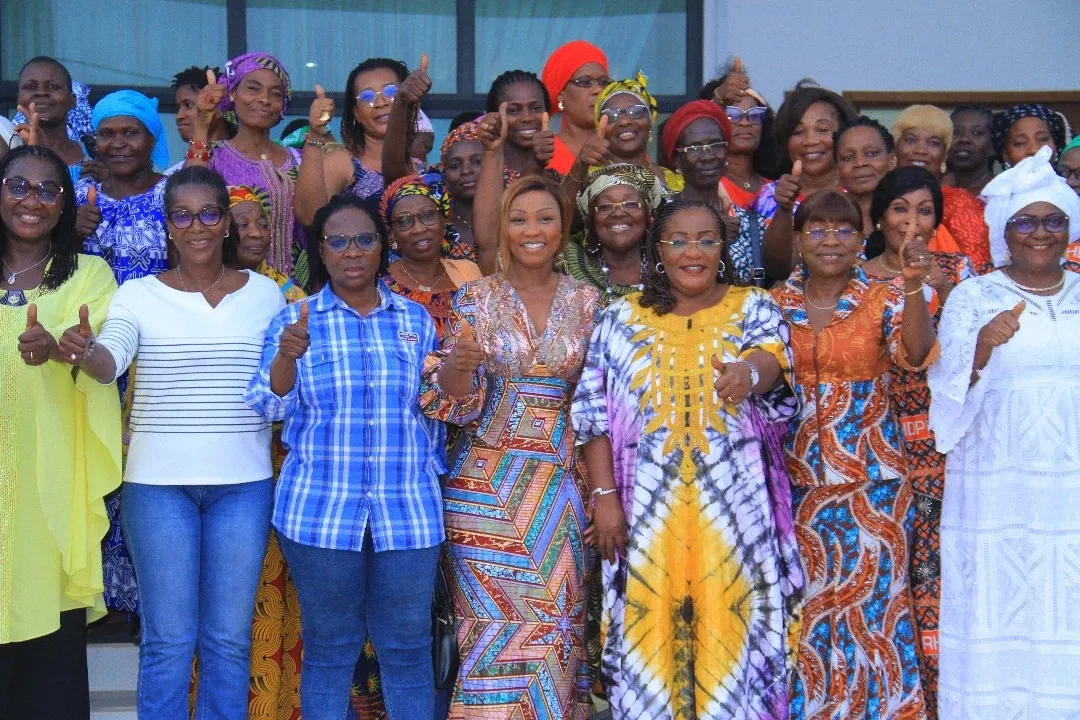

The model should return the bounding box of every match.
[875,223,882,231]
[940,161,948,175]
[558,99,564,111]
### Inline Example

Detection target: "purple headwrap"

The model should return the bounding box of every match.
[220,52,292,115]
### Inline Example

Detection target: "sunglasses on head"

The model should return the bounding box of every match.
[2,176,64,205]
[599,104,649,123]
[356,84,397,107]
[324,233,380,253]
[725,106,768,125]
[168,206,226,228]
[1007,213,1069,235]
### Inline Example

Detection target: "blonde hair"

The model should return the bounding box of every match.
[495,174,571,272]
[892,104,953,152]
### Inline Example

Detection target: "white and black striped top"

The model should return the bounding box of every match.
[97,271,285,485]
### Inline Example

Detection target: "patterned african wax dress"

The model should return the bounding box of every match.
[75,176,169,615]
[774,266,936,720]
[421,274,601,720]
[570,289,805,719]
[940,186,991,274]
[863,253,970,720]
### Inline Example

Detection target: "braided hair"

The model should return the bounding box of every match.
[0,145,79,294]
[640,199,739,315]
[485,70,551,113]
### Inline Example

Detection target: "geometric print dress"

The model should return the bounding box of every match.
[570,288,805,719]
[421,274,601,719]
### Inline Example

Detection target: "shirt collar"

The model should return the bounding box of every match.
[313,280,406,315]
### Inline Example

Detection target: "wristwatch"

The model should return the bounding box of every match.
[738,360,760,388]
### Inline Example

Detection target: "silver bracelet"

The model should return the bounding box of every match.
[591,487,617,499]
[736,360,760,388]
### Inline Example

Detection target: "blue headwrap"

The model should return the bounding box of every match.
[91,90,170,170]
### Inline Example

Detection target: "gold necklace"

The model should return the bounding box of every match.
[725,171,753,190]
[1006,270,1065,293]
[398,261,446,292]
[804,280,840,310]
[877,253,902,275]
[179,265,225,294]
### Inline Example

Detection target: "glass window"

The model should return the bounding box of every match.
[2,1,227,84]
[474,0,687,96]
[247,0,457,97]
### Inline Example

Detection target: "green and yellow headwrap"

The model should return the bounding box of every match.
[595,70,658,126]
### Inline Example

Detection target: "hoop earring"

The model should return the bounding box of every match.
[716,260,727,278]
[558,99,565,112]
[585,234,601,256]
[654,260,665,274]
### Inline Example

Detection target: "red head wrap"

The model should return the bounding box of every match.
[661,99,733,167]
[541,40,609,115]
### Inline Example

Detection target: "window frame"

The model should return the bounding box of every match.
[0,0,703,117]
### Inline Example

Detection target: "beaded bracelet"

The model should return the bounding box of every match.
[305,134,330,148]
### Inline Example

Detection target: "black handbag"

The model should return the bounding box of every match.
[432,561,459,691]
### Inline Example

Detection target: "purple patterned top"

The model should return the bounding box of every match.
[343,156,385,201]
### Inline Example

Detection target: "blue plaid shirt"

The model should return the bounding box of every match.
[246,281,446,552]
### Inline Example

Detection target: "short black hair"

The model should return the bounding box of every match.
[0,145,79,293]
[865,166,943,260]
[342,58,409,157]
[834,115,895,157]
[950,104,994,125]
[486,70,550,113]
[18,56,73,92]
[450,111,484,131]
[774,80,856,171]
[164,165,229,213]
[308,194,388,291]
[171,65,221,91]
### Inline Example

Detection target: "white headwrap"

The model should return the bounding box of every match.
[415,108,434,134]
[980,145,1080,267]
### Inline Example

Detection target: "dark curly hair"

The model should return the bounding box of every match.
[485,70,551,113]
[640,199,739,315]
[341,58,409,158]
[834,115,895,157]
[0,145,80,294]
[308,194,388,291]
[171,65,222,91]
[864,166,943,260]
[773,79,856,172]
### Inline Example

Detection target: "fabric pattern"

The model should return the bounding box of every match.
[569,289,804,719]
[928,272,1080,719]
[343,155,386,201]
[774,266,933,719]
[420,274,601,719]
[940,186,992,273]
[751,180,803,223]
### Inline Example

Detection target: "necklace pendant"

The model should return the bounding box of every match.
[260,153,269,161]
[6,274,14,284]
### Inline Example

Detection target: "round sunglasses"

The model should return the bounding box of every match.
[167,206,226,229]
[1007,213,1069,235]
[324,233,380,253]
[356,84,397,107]
[2,176,64,205]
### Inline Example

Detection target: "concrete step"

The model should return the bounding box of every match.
[88,642,138,719]
[90,689,136,719]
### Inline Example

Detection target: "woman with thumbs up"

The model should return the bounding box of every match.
[929,146,1080,718]
[0,144,121,718]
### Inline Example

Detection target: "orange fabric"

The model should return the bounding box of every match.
[541,40,608,114]
[548,135,578,175]
[941,185,991,273]
[720,176,759,210]
[1067,242,1080,264]
[927,224,962,255]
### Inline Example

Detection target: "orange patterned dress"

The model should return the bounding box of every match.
[940,186,991,274]
[774,266,936,720]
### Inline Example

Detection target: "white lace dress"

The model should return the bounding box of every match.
[928,270,1080,719]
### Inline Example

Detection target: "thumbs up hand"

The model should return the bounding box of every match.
[448,320,483,375]
[711,354,754,405]
[898,223,933,282]
[977,300,1026,351]
[14,102,41,146]
[399,53,433,104]
[774,159,803,212]
[575,114,611,169]
[76,184,103,239]
[713,57,750,106]
[308,84,335,136]
[19,303,57,366]
[477,102,509,152]
[195,68,227,129]
[532,112,556,165]
[276,302,311,361]
[57,303,95,365]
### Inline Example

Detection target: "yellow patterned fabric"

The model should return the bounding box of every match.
[0,255,121,643]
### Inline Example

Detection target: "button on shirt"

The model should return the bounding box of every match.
[245,282,446,552]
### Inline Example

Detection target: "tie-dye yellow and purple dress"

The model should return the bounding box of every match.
[570,287,804,719]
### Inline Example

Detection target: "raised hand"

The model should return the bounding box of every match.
[19,303,57,366]
[57,303,94,364]
[448,321,483,374]
[899,223,934,283]
[714,57,750,106]
[76,185,103,239]
[978,301,1025,350]
[79,157,109,183]
[399,53,432,104]
[308,84,335,136]
[476,103,509,152]
[712,354,753,404]
[575,114,611,169]
[14,103,41,146]
[532,112,556,165]
[276,302,311,361]
[196,68,227,129]
[774,159,802,212]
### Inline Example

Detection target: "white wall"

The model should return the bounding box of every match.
[702,0,1080,107]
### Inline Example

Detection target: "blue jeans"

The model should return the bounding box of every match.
[121,480,273,720]
[279,532,439,720]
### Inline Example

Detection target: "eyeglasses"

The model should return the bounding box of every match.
[657,238,723,251]
[801,227,861,243]
[356,84,397,107]
[1058,166,1080,183]
[725,106,768,125]
[1007,213,1069,235]
[568,76,612,90]
[594,199,645,214]
[2,176,64,205]
[391,208,443,232]
[675,141,727,161]
[167,206,226,228]
[599,104,650,123]
[324,233,380,253]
